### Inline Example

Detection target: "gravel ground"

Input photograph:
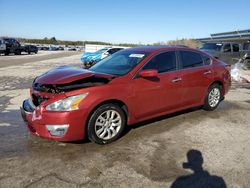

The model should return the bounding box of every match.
[0,52,249,188]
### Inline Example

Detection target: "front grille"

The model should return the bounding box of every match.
[32,82,59,93]
[32,94,48,107]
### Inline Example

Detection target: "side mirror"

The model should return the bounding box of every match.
[139,69,158,78]
[104,52,109,55]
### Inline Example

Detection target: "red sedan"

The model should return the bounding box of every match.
[21,46,231,144]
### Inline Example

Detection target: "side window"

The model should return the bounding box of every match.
[243,43,250,50]
[113,49,121,53]
[4,39,10,44]
[232,44,239,52]
[202,55,212,65]
[179,51,204,69]
[143,51,176,73]
[107,49,116,54]
[223,44,231,52]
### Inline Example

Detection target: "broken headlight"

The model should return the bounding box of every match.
[46,93,88,111]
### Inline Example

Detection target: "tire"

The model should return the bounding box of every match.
[87,103,126,144]
[4,50,9,56]
[203,84,222,111]
[15,50,21,55]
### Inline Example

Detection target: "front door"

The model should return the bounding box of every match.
[131,51,183,119]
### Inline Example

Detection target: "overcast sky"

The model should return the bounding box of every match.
[0,0,249,44]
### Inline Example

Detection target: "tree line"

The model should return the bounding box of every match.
[17,37,201,48]
[17,37,141,47]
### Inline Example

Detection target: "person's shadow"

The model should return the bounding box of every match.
[171,150,227,188]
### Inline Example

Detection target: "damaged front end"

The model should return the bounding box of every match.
[32,75,112,94]
[33,65,114,93]
[20,66,115,141]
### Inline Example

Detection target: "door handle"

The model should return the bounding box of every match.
[172,77,182,83]
[204,70,212,75]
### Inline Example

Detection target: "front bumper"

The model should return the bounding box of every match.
[20,99,87,141]
[82,60,97,69]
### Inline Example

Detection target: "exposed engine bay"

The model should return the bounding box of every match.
[32,75,112,94]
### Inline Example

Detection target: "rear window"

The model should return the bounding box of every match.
[180,51,204,69]
[202,55,212,65]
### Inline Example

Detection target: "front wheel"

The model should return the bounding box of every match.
[4,50,9,55]
[203,84,222,111]
[87,103,126,144]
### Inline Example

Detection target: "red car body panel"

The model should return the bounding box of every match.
[21,46,231,141]
[36,66,114,84]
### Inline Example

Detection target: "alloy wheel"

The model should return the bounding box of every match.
[94,110,122,140]
[208,88,221,107]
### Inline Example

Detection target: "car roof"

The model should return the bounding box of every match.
[123,45,194,53]
[204,42,239,44]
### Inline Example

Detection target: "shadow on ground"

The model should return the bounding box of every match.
[170,150,227,188]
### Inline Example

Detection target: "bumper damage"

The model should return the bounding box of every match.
[20,98,86,141]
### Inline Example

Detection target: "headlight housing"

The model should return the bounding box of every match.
[46,93,88,111]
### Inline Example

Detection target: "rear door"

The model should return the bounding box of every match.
[131,51,183,119]
[178,50,213,107]
[231,43,240,63]
[220,43,233,64]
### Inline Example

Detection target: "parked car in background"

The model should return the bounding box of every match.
[236,52,250,70]
[242,42,250,55]
[21,46,231,144]
[0,37,23,55]
[58,46,64,51]
[199,42,241,64]
[49,46,59,51]
[68,47,77,51]
[38,46,49,51]
[24,45,38,54]
[81,47,124,68]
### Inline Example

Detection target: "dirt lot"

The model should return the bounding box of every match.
[0,52,250,188]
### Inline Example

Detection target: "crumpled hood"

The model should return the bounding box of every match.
[35,66,112,85]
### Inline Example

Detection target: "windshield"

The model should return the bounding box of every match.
[89,50,149,76]
[96,48,109,53]
[200,43,223,51]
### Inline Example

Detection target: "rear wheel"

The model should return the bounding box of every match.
[15,50,21,55]
[203,84,222,111]
[87,103,126,144]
